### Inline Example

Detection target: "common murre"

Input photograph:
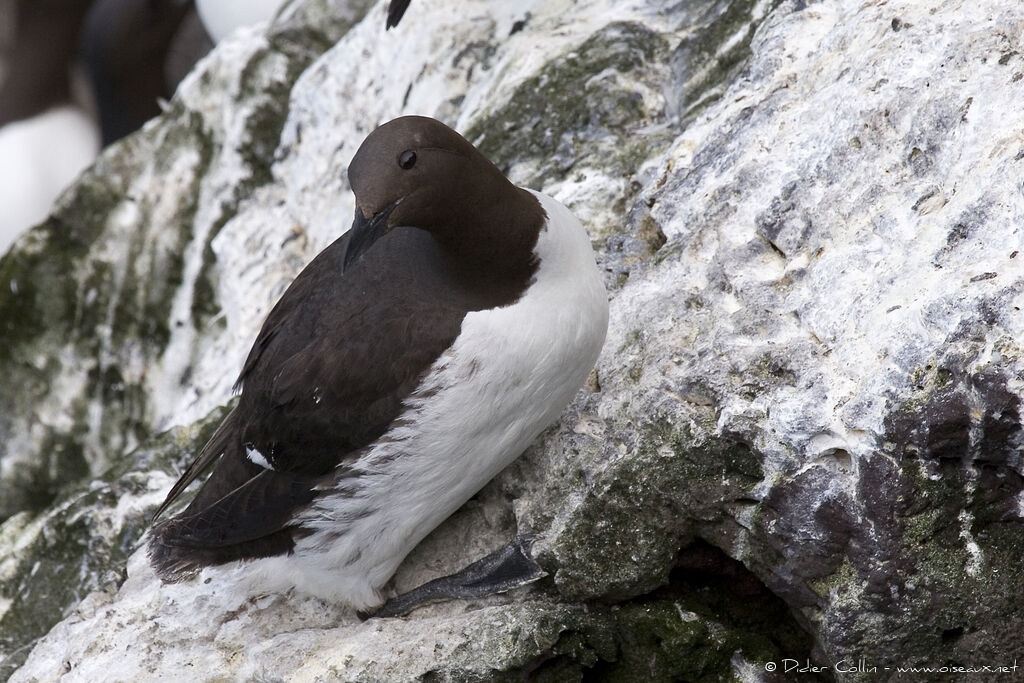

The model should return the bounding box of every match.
[0,0,211,255]
[148,115,609,613]
[386,0,411,28]
[81,0,205,146]
[194,0,286,43]
[0,0,99,255]
[196,0,411,38]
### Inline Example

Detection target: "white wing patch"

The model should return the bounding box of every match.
[245,444,274,470]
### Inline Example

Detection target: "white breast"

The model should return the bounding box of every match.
[0,106,100,256]
[240,190,609,609]
[196,0,287,42]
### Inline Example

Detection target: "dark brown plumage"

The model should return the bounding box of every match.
[0,0,93,125]
[386,0,412,29]
[148,116,546,579]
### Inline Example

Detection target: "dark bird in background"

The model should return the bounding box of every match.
[0,0,414,255]
[0,0,210,144]
[0,0,94,126]
[148,116,609,614]
[194,0,286,44]
[0,0,98,253]
[386,0,412,29]
[0,0,211,253]
[81,0,211,146]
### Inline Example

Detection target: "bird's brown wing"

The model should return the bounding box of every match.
[149,226,476,576]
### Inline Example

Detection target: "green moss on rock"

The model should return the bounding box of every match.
[671,0,785,124]
[499,593,811,682]
[809,556,859,601]
[191,27,331,331]
[548,415,763,601]
[466,21,674,187]
[0,113,214,516]
[0,403,229,680]
[0,20,337,526]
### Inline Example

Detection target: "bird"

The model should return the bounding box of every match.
[0,0,94,127]
[386,0,411,29]
[80,0,208,146]
[0,108,99,255]
[148,115,609,612]
[195,0,412,36]
[194,0,287,43]
[0,0,212,255]
[0,0,99,255]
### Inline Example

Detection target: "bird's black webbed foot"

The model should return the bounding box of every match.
[369,535,546,619]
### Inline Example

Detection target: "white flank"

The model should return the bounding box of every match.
[241,191,609,609]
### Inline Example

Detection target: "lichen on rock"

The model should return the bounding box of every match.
[4,0,1024,680]
[0,404,228,680]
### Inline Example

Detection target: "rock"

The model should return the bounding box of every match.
[3,0,1023,679]
[0,405,229,678]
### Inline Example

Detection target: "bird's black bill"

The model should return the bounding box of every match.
[343,201,399,269]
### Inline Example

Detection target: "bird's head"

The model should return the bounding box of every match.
[344,116,543,271]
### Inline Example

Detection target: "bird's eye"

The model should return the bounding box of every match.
[398,150,417,169]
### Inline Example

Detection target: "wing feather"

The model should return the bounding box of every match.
[151,408,239,521]
[150,227,475,575]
